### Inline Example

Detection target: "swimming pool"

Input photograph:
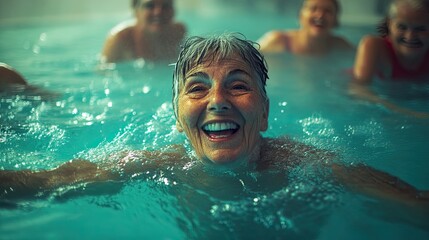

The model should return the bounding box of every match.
[1,1,429,239]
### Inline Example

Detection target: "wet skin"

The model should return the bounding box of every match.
[176,58,269,165]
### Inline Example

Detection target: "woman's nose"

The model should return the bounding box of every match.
[152,6,162,15]
[404,30,417,40]
[207,88,231,112]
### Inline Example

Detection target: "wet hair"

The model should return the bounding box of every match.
[377,0,429,37]
[172,33,269,118]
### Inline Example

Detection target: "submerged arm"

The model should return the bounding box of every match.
[0,146,185,200]
[0,159,119,199]
[349,81,429,119]
[331,163,429,207]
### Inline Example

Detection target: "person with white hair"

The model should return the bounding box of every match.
[350,0,429,118]
[353,0,429,82]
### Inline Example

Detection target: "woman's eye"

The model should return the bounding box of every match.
[415,26,427,32]
[232,84,248,90]
[185,83,208,97]
[397,24,407,31]
[188,86,206,93]
[230,83,251,94]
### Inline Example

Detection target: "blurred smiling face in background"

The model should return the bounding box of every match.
[134,0,175,31]
[300,0,338,36]
[388,3,429,59]
[176,56,269,165]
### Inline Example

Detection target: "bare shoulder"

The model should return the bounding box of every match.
[101,21,135,62]
[108,19,135,36]
[112,144,187,166]
[259,137,335,170]
[258,30,291,52]
[261,30,294,42]
[0,63,28,86]
[358,35,384,51]
[107,22,134,43]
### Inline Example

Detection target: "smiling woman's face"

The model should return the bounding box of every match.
[176,57,269,165]
[300,0,338,35]
[134,0,174,31]
[388,5,429,59]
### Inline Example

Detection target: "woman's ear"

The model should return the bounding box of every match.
[260,100,270,132]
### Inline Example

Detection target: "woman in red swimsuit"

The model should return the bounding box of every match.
[351,0,429,118]
[354,0,429,82]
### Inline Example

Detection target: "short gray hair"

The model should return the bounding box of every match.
[172,33,269,118]
[388,0,429,17]
[377,0,429,36]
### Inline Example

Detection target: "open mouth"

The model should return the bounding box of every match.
[311,18,326,28]
[400,39,423,48]
[149,17,166,25]
[202,122,239,139]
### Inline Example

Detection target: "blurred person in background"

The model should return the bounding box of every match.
[258,0,353,56]
[350,0,429,118]
[101,0,186,63]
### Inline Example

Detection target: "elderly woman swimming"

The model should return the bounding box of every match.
[1,34,428,219]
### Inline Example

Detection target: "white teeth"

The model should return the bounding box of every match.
[313,19,324,26]
[203,122,238,132]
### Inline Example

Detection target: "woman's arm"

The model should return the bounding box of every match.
[0,146,185,200]
[350,36,429,118]
[349,81,429,118]
[353,35,382,84]
[0,159,119,199]
[331,163,429,207]
[101,33,124,64]
[332,163,429,229]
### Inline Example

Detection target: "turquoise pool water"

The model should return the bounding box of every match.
[1,3,429,239]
